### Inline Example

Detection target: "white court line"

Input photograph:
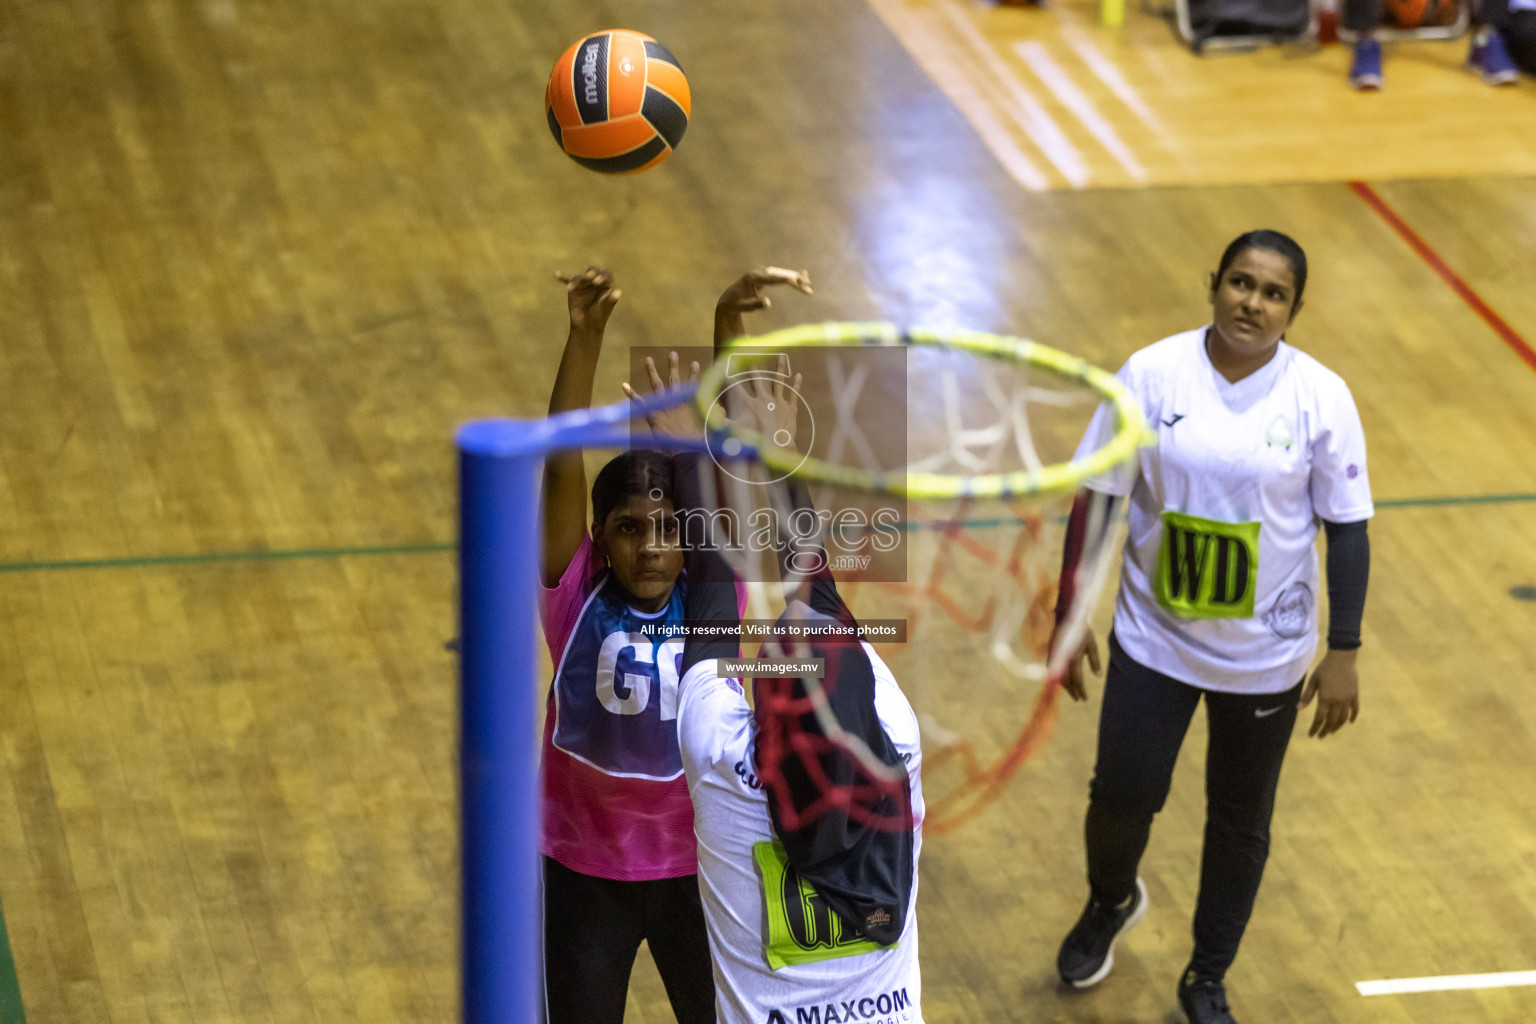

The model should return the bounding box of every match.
[1012,41,1145,181]
[930,2,1089,187]
[1357,970,1536,996]
[1057,24,1172,139]
[865,0,1051,190]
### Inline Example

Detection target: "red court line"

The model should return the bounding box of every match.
[1349,180,1536,375]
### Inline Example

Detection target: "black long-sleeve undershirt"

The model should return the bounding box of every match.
[1322,518,1370,651]
[672,453,742,676]
[774,480,857,630]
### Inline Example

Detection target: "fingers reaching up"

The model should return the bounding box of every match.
[723,353,803,453]
[623,351,702,439]
[558,267,622,336]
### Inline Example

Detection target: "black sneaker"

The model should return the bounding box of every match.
[1056,877,1147,988]
[1177,968,1238,1024]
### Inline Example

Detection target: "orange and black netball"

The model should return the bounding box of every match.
[545,30,692,174]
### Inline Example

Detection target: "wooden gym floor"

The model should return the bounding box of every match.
[1,0,1534,1021]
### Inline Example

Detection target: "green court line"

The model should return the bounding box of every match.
[0,492,1531,576]
[1374,491,1536,509]
[0,896,25,1024]
[0,542,454,574]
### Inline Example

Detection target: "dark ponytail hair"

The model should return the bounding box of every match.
[1215,230,1308,310]
[590,450,675,527]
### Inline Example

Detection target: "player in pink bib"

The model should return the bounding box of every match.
[538,268,714,1024]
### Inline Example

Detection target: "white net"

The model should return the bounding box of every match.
[690,325,1142,833]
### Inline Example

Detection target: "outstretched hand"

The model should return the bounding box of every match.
[623,351,701,439]
[715,267,813,348]
[724,353,803,454]
[716,267,814,315]
[558,267,622,337]
[1299,648,1359,739]
[1048,624,1101,702]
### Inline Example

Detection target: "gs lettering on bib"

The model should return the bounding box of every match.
[551,576,687,779]
[1155,511,1261,619]
[753,840,890,969]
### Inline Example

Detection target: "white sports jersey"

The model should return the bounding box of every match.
[1077,328,1374,694]
[676,645,924,1024]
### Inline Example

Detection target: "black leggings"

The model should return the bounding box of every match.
[1084,634,1301,981]
[543,857,716,1024]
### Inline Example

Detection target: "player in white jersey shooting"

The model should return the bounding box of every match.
[627,329,925,1024]
[1048,230,1373,1024]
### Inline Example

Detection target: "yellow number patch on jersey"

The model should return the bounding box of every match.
[1155,511,1261,619]
[753,840,891,969]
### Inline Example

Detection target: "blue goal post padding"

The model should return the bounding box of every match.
[456,386,705,1024]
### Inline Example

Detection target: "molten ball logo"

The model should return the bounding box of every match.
[581,43,600,104]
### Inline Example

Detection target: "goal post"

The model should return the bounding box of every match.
[456,389,702,1024]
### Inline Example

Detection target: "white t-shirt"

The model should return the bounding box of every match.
[1076,328,1374,694]
[676,644,925,1024]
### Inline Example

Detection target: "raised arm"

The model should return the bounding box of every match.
[732,361,853,626]
[541,268,621,587]
[673,452,743,678]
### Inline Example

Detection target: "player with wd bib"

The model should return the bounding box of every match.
[1048,231,1374,1024]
